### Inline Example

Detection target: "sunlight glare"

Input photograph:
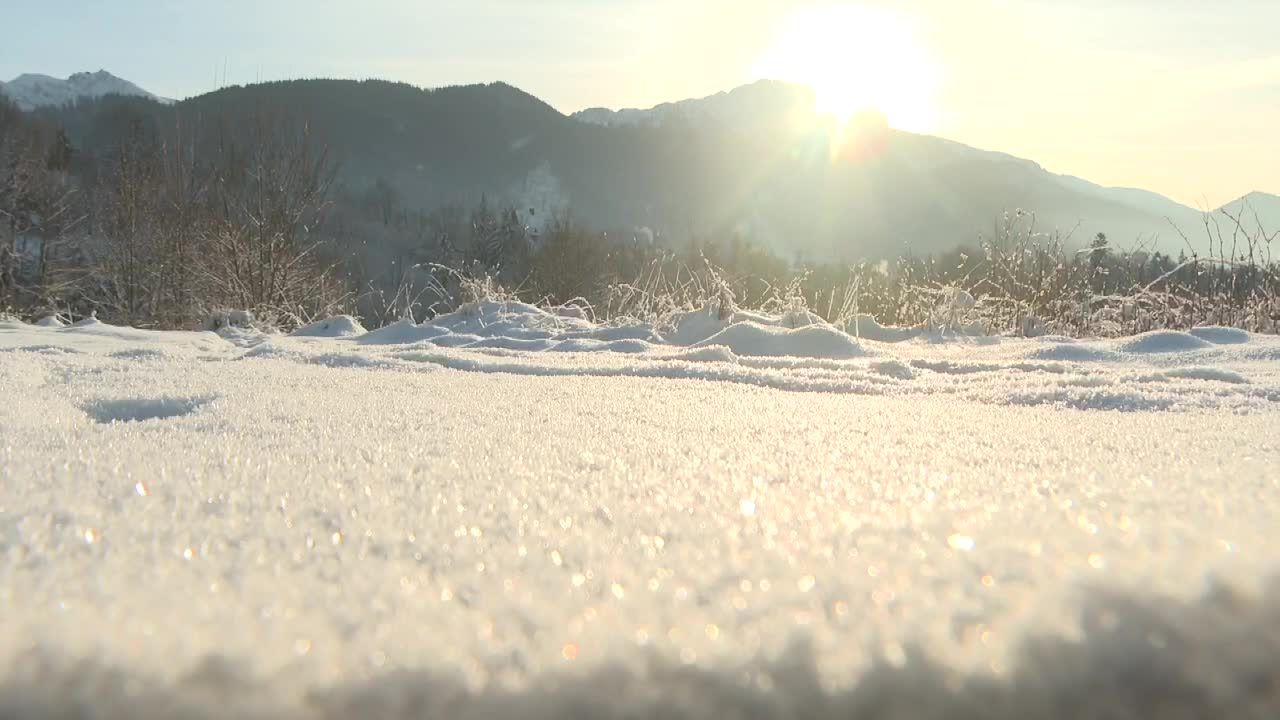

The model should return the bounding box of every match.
[754,3,940,133]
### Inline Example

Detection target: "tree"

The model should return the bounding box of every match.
[93,119,161,324]
[1088,232,1110,294]
[0,107,81,314]
[200,112,349,326]
[530,213,606,303]
[152,117,209,327]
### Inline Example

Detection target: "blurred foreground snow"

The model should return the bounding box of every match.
[2,304,1279,718]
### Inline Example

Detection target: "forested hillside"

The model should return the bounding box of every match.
[2,80,1276,334]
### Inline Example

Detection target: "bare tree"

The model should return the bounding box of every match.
[91,120,163,324]
[140,117,210,328]
[0,115,82,315]
[197,111,349,326]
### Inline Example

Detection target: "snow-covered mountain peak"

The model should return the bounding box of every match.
[0,70,171,111]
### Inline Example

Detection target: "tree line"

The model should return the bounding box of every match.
[2,93,1276,335]
[2,96,351,327]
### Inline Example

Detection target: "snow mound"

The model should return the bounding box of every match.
[357,319,451,345]
[662,306,827,347]
[33,315,65,327]
[662,307,737,346]
[290,315,367,338]
[1115,330,1214,353]
[438,301,585,335]
[694,321,868,359]
[5,307,1280,413]
[1190,326,1252,345]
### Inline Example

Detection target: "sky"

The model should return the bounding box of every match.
[2,0,1277,207]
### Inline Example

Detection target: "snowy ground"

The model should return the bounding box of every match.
[2,303,1279,719]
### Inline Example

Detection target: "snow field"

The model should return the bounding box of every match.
[2,303,1279,718]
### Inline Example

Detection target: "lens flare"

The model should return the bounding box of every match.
[754,3,940,134]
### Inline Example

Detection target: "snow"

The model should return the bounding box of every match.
[693,322,867,359]
[1114,330,1215,354]
[1189,326,1252,345]
[2,305,1280,719]
[0,70,171,111]
[290,315,368,338]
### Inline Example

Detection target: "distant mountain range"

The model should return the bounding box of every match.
[10,71,1277,260]
[572,80,818,133]
[0,70,172,111]
[573,81,1278,253]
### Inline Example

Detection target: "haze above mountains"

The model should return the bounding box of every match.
[5,71,1275,260]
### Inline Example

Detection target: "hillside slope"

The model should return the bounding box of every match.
[32,77,1242,259]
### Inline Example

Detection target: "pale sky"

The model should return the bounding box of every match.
[3,0,1277,207]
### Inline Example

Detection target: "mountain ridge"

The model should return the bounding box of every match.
[572,80,817,133]
[0,70,171,111]
[570,82,1280,228]
[11,71,1275,258]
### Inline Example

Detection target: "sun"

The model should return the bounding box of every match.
[754,3,940,134]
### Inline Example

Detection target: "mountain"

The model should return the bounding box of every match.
[0,70,171,111]
[573,82,1219,252]
[28,76,1254,260]
[1053,174,1202,229]
[572,80,817,133]
[1211,192,1280,252]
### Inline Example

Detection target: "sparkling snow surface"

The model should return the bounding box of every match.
[2,305,1279,719]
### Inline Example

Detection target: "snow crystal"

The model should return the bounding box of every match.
[2,305,1279,718]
